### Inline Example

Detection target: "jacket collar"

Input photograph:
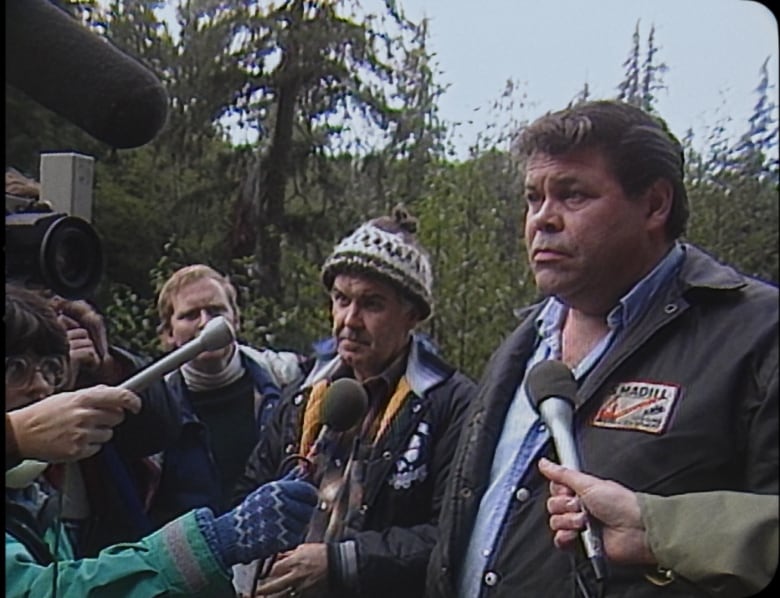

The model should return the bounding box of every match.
[302,333,451,398]
[676,243,747,292]
[511,242,746,326]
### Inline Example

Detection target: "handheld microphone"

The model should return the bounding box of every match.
[249,378,368,594]
[296,378,369,478]
[526,360,607,582]
[6,0,169,148]
[119,316,235,393]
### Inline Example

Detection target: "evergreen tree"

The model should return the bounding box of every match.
[730,57,779,182]
[617,21,666,113]
[617,22,641,105]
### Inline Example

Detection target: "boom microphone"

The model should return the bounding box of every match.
[119,316,235,393]
[526,360,607,582]
[6,0,169,149]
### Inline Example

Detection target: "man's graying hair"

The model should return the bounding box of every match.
[514,100,689,239]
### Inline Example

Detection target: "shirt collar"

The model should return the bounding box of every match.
[609,242,684,329]
[361,346,409,405]
[535,242,685,338]
[332,343,409,404]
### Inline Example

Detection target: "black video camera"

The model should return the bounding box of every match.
[5,155,104,299]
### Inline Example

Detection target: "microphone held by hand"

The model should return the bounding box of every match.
[119,316,235,393]
[527,360,607,582]
[289,378,369,480]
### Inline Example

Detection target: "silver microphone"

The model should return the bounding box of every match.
[119,316,235,393]
[527,359,607,581]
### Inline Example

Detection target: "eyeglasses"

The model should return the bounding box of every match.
[5,355,69,390]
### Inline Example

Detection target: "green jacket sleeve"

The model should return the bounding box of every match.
[5,510,234,598]
[638,491,779,597]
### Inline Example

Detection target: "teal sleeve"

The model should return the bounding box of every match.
[5,510,234,598]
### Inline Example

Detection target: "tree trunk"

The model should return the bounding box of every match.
[253,0,305,302]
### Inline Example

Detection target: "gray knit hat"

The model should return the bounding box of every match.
[321,207,434,320]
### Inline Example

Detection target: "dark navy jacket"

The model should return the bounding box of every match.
[427,245,778,598]
[235,335,475,598]
[147,348,295,527]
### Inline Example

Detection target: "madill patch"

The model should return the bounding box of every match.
[593,381,681,434]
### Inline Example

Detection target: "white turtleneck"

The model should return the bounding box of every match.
[181,344,245,392]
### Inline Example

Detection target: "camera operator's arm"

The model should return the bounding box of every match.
[5,385,141,468]
[5,168,41,198]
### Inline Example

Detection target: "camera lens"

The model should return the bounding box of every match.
[41,216,103,298]
[6,212,104,299]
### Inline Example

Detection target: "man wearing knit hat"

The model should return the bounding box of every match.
[233,206,475,598]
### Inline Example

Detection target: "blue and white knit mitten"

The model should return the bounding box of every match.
[208,479,318,566]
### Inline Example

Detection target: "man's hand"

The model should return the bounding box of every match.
[254,543,329,597]
[538,457,655,565]
[52,297,117,385]
[8,385,141,462]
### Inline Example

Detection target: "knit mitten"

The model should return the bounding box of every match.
[207,479,318,566]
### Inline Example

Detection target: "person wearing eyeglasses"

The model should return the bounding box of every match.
[5,167,185,556]
[4,289,143,470]
[5,282,318,598]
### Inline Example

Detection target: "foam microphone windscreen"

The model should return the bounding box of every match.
[6,0,169,148]
[526,359,578,409]
[321,378,369,433]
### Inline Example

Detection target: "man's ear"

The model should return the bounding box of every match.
[405,302,424,328]
[159,327,175,351]
[644,178,674,233]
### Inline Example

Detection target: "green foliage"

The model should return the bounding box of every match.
[617,21,667,113]
[103,283,160,357]
[102,236,190,357]
[686,173,779,284]
[228,248,332,354]
[417,153,534,379]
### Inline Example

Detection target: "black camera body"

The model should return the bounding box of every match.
[5,153,104,299]
[6,208,103,299]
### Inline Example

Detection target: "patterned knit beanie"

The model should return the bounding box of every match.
[321,205,434,320]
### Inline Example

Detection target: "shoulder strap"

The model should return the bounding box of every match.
[6,501,54,565]
[300,379,329,455]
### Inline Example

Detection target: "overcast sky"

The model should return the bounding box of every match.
[396,0,778,157]
[153,0,777,157]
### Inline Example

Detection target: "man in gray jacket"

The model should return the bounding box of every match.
[426,100,778,598]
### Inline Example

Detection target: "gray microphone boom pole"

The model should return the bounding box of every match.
[119,316,235,393]
[527,360,607,582]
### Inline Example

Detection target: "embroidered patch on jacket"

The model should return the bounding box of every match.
[388,421,430,490]
[592,381,680,434]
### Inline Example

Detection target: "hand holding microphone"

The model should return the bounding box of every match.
[526,360,607,582]
[538,458,655,566]
[250,378,368,593]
